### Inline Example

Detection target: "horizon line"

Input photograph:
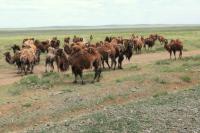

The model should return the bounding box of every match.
[1,24,200,30]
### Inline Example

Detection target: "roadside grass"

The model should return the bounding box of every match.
[22,102,32,108]
[126,64,141,71]
[155,60,171,65]
[115,74,145,83]
[180,75,191,83]
[154,76,167,84]
[34,85,200,133]
[8,72,64,95]
[153,91,168,98]
[154,55,200,73]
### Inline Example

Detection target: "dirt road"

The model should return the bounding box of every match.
[0,50,200,86]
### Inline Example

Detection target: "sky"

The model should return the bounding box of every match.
[0,0,200,28]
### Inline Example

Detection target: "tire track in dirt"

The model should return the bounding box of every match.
[0,50,200,86]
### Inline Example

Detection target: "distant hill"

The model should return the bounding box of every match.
[1,24,200,31]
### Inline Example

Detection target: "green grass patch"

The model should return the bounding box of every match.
[182,55,200,61]
[22,102,32,108]
[154,77,167,84]
[8,72,64,95]
[115,74,145,83]
[62,88,73,93]
[180,76,191,83]
[127,64,141,71]
[153,91,168,98]
[155,60,171,65]
[95,94,116,105]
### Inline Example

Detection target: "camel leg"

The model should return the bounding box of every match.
[111,61,113,68]
[57,62,60,72]
[111,58,113,69]
[45,60,48,73]
[17,65,21,74]
[30,63,34,74]
[113,59,117,70]
[27,63,31,73]
[179,50,182,59]
[102,60,105,69]
[79,71,85,85]
[50,61,54,72]
[52,63,54,71]
[105,58,111,69]
[21,63,25,75]
[73,74,78,84]
[92,69,98,83]
[173,50,176,60]
[118,54,124,69]
[97,68,101,82]
[72,67,78,84]
[170,51,172,59]
[93,66,102,82]
[20,66,23,74]
[25,65,28,75]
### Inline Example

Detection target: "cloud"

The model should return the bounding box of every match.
[0,0,199,28]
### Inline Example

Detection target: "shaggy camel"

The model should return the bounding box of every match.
[45,47,56,72]
[68,47,102,84]
[20,47,36,74]
[164,39,183,59]
[132,37,143,54]
[34,40,50,53]
[4,51,21,73]
[55,48,69,72]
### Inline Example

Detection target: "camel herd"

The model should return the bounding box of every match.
[3,34,183,84]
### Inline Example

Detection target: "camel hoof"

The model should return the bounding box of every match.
[73,81,77,84]
[17,71,21,74]
[118,67,123,69]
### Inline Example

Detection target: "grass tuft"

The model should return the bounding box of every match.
[8,73,63,95]
[155,60,171,65]
[180,76,191,83]
[153,91,168,98]
[154,77,167,84]
[22,102,32,108]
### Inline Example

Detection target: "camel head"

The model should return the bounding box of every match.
[4,52,13,64]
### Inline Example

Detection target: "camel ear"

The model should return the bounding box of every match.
[4,52,10,56]
[88,48,96,54]
[87,48,92,54]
